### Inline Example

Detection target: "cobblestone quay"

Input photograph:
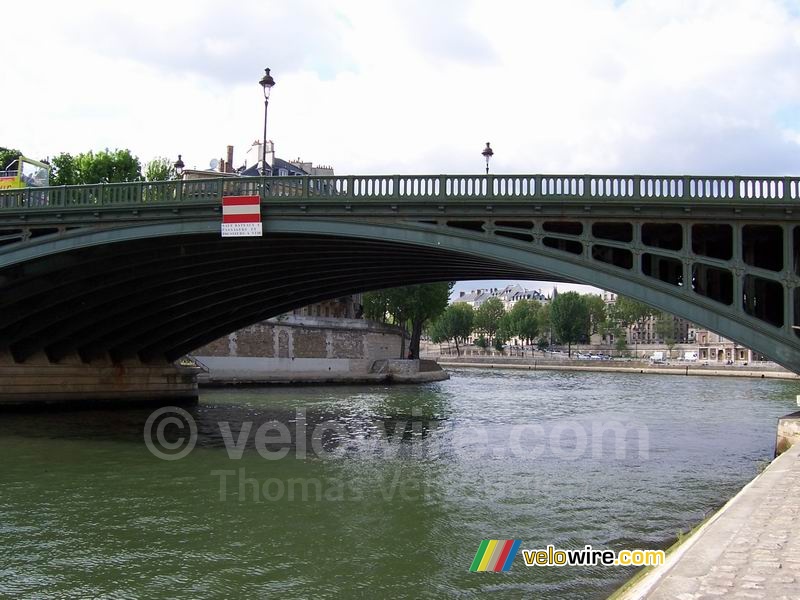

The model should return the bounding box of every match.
[621,442,800,599]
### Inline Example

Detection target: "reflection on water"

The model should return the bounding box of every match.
[0,370,796,599]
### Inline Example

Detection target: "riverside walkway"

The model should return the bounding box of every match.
[620,441,800,599]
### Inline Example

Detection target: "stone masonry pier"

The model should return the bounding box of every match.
[0,351,199,407]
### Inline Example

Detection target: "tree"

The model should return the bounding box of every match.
[614,333,628,355]
[50,148,142,185]
[51,153,78,186]
[364,283,451,359]
[507,299,541,344]
[611,295,657,329]
[390,283,450,359]
[538,302,552,345]
[144,157,176,181]
[474,297,505,345]
[429,303,474,356]
[497,312,514,347]
[584,294,607,335]
[655,312,678,358]
[609,295,658,356]
[549,291,591,357]
[0,147,23,171]
[363,290,390,323]
[75,149,141,184]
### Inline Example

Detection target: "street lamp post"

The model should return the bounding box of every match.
[173,155,184,179]
[481,142,493,175]
[258,67,276,176]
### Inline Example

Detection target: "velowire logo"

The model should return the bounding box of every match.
[470,540,521,572]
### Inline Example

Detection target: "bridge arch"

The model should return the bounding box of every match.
[1,216,798,371]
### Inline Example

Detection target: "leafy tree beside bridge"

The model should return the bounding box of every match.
[144,157,177,181]
[0,147,23,171]
[51,149,142,185]
[363,283,451,359]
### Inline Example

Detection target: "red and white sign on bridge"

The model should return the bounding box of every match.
[221,195,262,237]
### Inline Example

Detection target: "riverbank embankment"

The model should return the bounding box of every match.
[614,431,800,599]
[434,356,800,380]
[196,357,449,386]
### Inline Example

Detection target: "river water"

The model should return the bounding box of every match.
[0,369,797,599]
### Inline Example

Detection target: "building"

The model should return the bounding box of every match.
[289,294,363,319]
[241,141,333,177]
[691,329,767,364]
[289,159,335,177]
[598,291,691,346]
[454,284,549,310]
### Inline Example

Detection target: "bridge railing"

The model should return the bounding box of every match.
[1,174,799,209]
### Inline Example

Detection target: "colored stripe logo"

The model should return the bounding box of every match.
[470,539,521,572]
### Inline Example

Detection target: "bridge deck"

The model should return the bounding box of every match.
[1,173,799,214]
[2,173,800,373]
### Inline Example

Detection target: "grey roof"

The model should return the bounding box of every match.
[454,285,547,307]
[273,157,307,175]
[240,158,307,177]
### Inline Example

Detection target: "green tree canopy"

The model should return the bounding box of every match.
[51,149,142,185]
[474,297,505,344]
[611,295,657,328]
[144,157,177,181]
[363,283,451,358]
[538,302,552,343]
[655,312,678,356]
[549,291,591,356]
[363,290,390,323]
[51,153,78,186]
[507,299,541,344]
[0,147,22,171]
[429,302,474,356]
[583,294,607,335]
[607,295,658,354]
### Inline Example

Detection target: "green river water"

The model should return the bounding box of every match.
[0,369,796,599]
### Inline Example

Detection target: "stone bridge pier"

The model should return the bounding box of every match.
[0,351,198,407]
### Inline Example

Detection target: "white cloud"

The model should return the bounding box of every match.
[2,0,799,177]
[4,0,799,295]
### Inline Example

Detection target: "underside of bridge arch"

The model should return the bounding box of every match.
[1,218,800,373]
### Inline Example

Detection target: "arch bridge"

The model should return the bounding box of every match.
[1,173,798,403]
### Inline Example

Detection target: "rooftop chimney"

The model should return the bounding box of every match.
[226,146,234,173]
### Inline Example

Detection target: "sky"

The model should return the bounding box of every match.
[3,0,800,295]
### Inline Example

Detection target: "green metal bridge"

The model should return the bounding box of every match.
[1,173,799,374]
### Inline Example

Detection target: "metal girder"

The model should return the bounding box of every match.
[1,209,800,372]
[127,262,528,362]
[4,241,459,350]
